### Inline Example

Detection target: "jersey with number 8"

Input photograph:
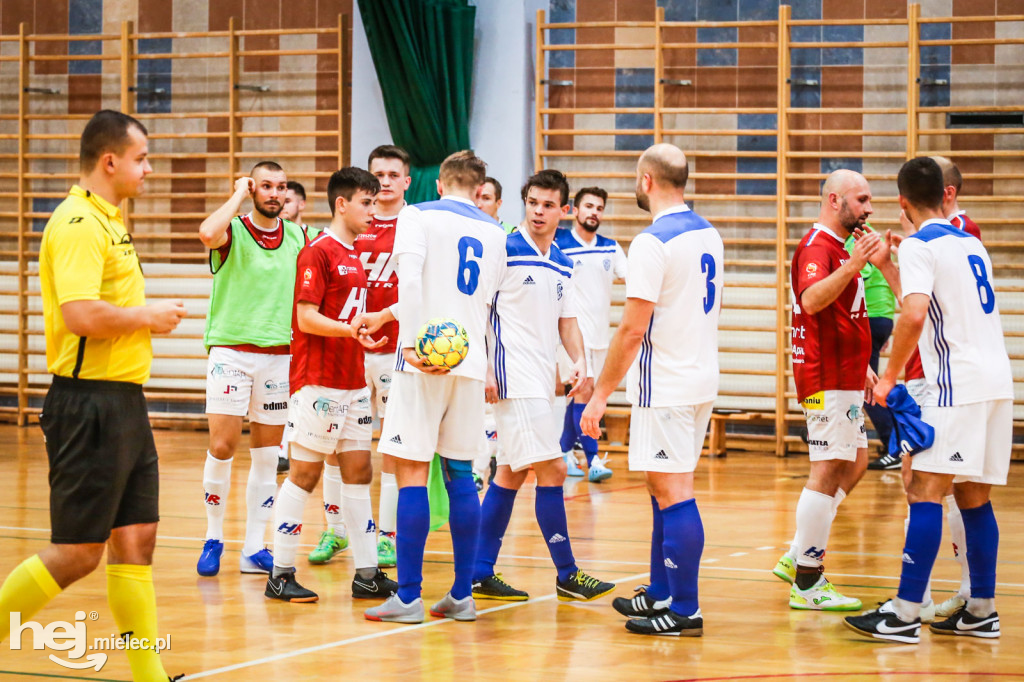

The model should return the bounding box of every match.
[898,219,1013,407]
[392,197,507,381]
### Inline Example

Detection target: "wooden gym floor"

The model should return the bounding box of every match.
[0,425,1021,681]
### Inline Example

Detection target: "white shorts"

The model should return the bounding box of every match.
[364,352,393,418]
[286,385,373,459]
[628,401,714,474]
[801,390,867,462]
[495,398,561,472]
[906,378,927,403]
[378,372,485,462]
[483,402,498,459]
[205,347,290,425]
[912,399,1012,485]
[586,347,607,380]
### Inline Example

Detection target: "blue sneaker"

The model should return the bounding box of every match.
[197,539,224,576]
[588,455,613,483]
[564,452,584,477]
[240,548,274,574]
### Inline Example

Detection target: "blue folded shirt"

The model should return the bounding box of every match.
[886,384,935,457]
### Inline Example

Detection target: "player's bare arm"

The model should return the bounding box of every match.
[557,316,590,397]
[801,230,880,315]
[858,227,902,301]
[296,301,387,349]
[873,292,929,406]
[62,298,186,337]
[580,297,656,438]
[199,176,253,249]
[352,306,396,336]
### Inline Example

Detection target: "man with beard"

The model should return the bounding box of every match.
[196,161,306,577]
[771,169,899,612]
[555,187,627,481]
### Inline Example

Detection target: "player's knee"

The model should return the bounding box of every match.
[207,439,236,460]
[287,459,322,492]
[441,457,473,482]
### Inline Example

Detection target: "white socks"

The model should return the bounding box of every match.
[272,479,309,570]
[243,446,279,556]
[323,464,346,535]
[794,488,835,569]
[945,494,971,599]
[203,453,233,540]
[788,487,845,561]
[378,472,398,535]
[343,483,377,571]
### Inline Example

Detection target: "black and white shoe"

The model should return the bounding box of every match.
[265,570,318,603]
[352,569,399,600]
[843,600,920,643]
[625,608,703,637]
[612,585,671,618]
[929,605,1000,639]
[867,453,902,470]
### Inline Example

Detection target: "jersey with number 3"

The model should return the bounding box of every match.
[899,219,1012,407]
[290,229,368,393]
[355,213,399,355]
[393,197,507,381]
[791,223,871,401]
[626,205,723,407]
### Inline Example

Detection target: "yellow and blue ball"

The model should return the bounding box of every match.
[415,318,469,369]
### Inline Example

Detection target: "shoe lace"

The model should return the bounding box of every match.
[574,571,601,589]
[493,573,513,588]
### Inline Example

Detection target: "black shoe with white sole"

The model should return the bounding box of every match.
[929,605,1000,639]
[843,600,920,643]
[625,608,703,637]
[612,585,671,618]
[352,569,399,600]
[265,570,318,603]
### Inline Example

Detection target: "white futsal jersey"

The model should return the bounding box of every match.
[554,228,627,350]
[488,230,577,400]
[393,196,507,382]
[898,219,1013,407]
[626,205,724,408]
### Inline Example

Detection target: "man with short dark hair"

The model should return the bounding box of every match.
[282,180,319,241]
[478,176,516,233]
[0,109,185,679]
[845,157,1012,643]
[196,161,307,577]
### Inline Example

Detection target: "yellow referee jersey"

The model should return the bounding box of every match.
[39,185,151,384]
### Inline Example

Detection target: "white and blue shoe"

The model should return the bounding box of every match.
[564,451,585,477]
[240,548,274,574]
[588,455,613,482]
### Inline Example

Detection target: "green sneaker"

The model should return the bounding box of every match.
[308,529,348,564]
[377,532,397,568]
[773,553,796,584]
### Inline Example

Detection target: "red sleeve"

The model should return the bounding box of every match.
[215,224,232,262]
[295,245,328,306]
[964,218,982,241]
[794,242,833,300]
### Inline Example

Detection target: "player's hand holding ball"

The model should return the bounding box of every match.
[404,318,469,374]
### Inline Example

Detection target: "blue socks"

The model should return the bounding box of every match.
[474,483,518,582]
[897,501,943,604]
[661,498,703,617]
[572,403,598,464]
[646,496,669,601]
[961,501,998,599]
[559,400,577,453]
[396,486,430,603]
[445,477,480,600]
[535,486,577,582]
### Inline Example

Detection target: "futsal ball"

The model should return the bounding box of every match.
[416,318,469,369]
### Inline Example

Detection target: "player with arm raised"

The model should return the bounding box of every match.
[472,170,615,603]
[581,144,722,636]
[363,151,507,624]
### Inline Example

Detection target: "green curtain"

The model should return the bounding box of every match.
[358,0,476,204]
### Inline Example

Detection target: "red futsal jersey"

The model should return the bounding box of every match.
[790,224,871,402]
[950,211,981,240]
[290,229,368,393]
[905,348,925,381]
[354,213,399,354]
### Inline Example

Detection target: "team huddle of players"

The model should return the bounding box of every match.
[193,141,1011,642]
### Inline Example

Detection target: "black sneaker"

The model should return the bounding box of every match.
[613,585,671,618]
[843,600,920,643]
[472,574,529,601]
[868,453,902,470]
[352,569,399,600]
[556,569,615,602]
[277,455,290,474]
[265,571,318,603]
[929,605,1000,639]
[625,608,703,636]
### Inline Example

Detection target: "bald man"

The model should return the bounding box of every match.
[581,144,723,636]
[771,170,900,612]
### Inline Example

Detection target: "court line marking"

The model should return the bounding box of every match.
[181,570,651,680]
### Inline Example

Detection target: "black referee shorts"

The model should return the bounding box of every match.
[40,376,160,544]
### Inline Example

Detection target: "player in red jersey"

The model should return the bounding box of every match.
[932,156,981,240]
[265,167,398,603]
[772,169,900,611]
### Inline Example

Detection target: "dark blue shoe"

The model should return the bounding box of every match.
[197,539,224,577]
[240,548,274,574]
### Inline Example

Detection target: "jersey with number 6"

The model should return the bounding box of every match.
[626,205,724,407]
[393,196,507,381]
[290,229,368,393]
[899,219,1012,407]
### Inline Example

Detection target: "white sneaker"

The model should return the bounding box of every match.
[935,594,967,619]
[588,455,612,482]
[919,599,936,624]
[364,593,424,623]
[789,576,862,611]
[429,592,476,621]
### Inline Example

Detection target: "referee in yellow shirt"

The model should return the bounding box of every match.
[0,110,186,681]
